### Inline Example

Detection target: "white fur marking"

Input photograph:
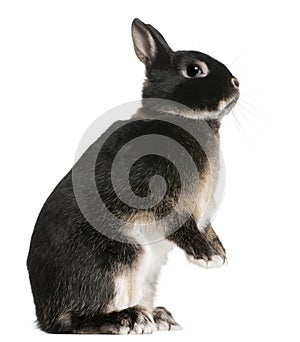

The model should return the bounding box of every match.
[187,254,226,268]
[107,239,174,313]
[134,239,174,309]
[159,94,239,120]
[131,321,157,334]
[119,326,130,334]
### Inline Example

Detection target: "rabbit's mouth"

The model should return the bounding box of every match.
[180,92,240,120]
[218,93,239,118]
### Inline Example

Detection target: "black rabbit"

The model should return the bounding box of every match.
[27,18,239,334]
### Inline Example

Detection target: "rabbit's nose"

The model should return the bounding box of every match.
[231,78,239,89]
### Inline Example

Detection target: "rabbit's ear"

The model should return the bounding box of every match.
[131,19,171,65]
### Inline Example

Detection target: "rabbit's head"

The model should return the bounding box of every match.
[132,19,239,120]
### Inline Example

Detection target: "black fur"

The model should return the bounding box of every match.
[143,49,235,111]
[27,18,238,333]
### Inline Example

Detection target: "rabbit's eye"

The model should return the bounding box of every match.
[187,64,202,77]
[182,61,209,79]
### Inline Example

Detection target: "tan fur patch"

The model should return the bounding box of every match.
[106,251,146,312]
[193,164,216,230]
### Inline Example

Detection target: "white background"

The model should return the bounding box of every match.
[1,0,299,341]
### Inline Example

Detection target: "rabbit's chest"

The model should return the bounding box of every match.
[193,159,220,230]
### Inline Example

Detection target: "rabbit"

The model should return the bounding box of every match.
[27,18,239,334]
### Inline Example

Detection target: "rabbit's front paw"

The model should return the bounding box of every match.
[184,231,226,268]
[152,307,182,331]
[128,306,156,335]
[187,254,226,268]
[203,224,226,258]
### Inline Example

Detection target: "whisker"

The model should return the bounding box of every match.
[228,48,245,68]
[229,54,240,67]
[234,106,256,127]
[239,98,257,106]
[231,108,247,136]
[239,91,257,96]
[237,100,267,120]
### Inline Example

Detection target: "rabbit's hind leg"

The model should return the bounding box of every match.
[71,305,156,334]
